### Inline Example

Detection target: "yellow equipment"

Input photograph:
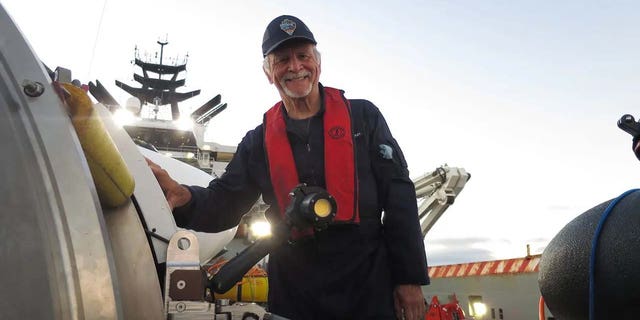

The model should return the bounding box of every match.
[61,82,135,207]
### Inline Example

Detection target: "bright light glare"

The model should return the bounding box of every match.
[472,302,487,316]
[186,152,195,159]
[250,221,271,238]
[113,109,136,127]
[175,117,193,131]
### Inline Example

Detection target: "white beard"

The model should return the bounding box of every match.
[279,71,313,98]
[281,80,313,98]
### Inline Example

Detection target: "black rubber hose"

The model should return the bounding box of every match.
[209,236,282,294]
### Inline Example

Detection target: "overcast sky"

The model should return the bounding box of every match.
[3,0,640,265]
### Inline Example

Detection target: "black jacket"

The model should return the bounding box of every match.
[174,86,429,319]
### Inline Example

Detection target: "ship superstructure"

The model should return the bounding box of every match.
[89,39,234,176]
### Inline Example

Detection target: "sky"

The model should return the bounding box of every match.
[2,0,640,265]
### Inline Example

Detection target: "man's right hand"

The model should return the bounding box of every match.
[146,158,192,210]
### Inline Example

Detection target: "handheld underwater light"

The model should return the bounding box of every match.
[285,184,337,232]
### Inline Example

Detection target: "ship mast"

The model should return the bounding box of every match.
[115,39,200,120]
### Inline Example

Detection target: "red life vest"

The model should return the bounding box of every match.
[263,87,359,226]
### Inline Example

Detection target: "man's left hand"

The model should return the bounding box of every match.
[393,284,425,320]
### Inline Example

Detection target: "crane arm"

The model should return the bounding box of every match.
[413,165,470,237]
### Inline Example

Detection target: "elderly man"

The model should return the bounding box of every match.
[149,15,429,319]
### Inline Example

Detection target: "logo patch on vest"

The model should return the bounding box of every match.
[280,19,296,35]
[328,126,346,139]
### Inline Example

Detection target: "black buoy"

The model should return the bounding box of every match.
[539,190,640,320]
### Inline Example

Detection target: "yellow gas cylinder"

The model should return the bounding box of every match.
[215,275,268,303]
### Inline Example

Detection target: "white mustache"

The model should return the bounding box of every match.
[283,71,311,81]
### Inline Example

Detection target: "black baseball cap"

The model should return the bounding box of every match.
[262,15,317,57]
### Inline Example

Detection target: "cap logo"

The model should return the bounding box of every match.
[280,19,297,35]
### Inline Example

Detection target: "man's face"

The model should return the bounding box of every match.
[266,41,320,99]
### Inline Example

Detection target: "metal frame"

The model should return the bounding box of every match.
[0,4,121,318]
